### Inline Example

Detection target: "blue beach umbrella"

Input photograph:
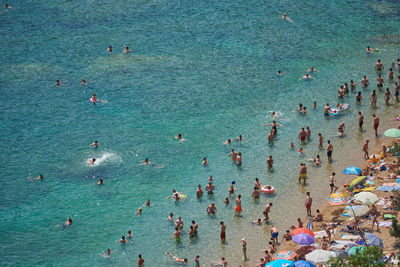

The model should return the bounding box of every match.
[265,259,294,267]
[355,233,383,248]
[292,233,315,245]
[343,166,362,175]
[293,260,315,267]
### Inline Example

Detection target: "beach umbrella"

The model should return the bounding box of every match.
[291,228,315,237]
[354,192,379,205]
[355,233,383,248]
[305,249,336,265]
[292,233,315,245]
[348,245,366,255]
[328,192,349,206]
[293,260,315,267]
[343,205,369,217]
[384,128,400,138]
[273,251,297,260]
[343,166,362,175]
[265,259,294,267]
[348,176,367,190]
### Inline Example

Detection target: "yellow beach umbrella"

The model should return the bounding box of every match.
[348,176,367,190]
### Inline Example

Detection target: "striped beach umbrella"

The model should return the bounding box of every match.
[273,251,297,260]
[328,192,348,206]
[348,176,367,190]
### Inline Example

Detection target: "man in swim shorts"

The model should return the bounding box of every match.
[298,163,307,185]
[324,103,330,117]
[263,203,272,220]
[299,128,307,144]
[271,226,279,243]
[170,227,182,243]
[359,112,364,130]
[207,202,217,215]
[375,59,384,71]
[235,195,242,215]
[362,140,369,159]
[326,140,333,163]
[329,172,338,194]
[267,155,273,170]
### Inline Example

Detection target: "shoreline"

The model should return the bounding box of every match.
[257,117,400,266]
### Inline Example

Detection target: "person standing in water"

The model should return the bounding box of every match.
[362,75,369,88]
[241,238,247,261]
[359,112,364,130]
[305,192,312,217]
[329,172,338,194]
[326,140,333,163]
[318,133,323,148]
[235,195,242,215]
[362,140,369,159]
[324,103,330,117]
[298,163,307,185]
[267,155,273,170]
[220,221,226,243]
[373,114,379,137]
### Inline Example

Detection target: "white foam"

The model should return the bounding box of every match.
[88,152,122,167]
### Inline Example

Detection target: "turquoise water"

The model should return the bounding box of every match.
[1,0,400,265]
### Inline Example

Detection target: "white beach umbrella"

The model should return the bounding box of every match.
[354,192,379,206]
[305,249,336,265]
[343,205,370,217]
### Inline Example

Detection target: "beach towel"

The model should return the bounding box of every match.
[376,198,386,206]
[366,181,375,185]
[376,185,400,192]
[383,183,397,187]
[378,221,392,227]
[353,187,375,193]
[313,231,327,239]
[341,235,360,240]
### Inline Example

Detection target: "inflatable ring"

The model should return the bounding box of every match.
[260,185,275,194]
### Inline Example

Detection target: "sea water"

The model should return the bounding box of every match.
[0,0,400,265]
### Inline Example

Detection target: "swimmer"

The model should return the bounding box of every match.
[138,255,144,266]
[336,102,345,110]
[388,68,394,81]
[228,183,236,194]
[192,220,198,235]
[97,178,103,185]
[298,147,304,155]
[277,70,284,76]
[223,139,231,145]
[123,46,132,53]
[211,257,227,267]
[384,88,393,104]
[175,133,188,143]
[234,134,248,142]
[375,59,384,71]
[170,228,183,243]
[356,91,362,104]
[202,157,208,166]
[267,111,278,118]
[299,127,307,144]
[165,252,188,264]
[324,103,330,117]
[89,158,96,165]
[64,218,72,227]
[235,195,242,215]
[264,121,282,135]
[338,86,344,98]
[376,74,384,89]
[252,219,263,226]
[168,213,174,222]
[313,155,321,166]
[120,236,127,244]
[299,73,314,81]
[223,197,229,204]
[107,45,112,53]
[127,230,132,238]
[302,106,308,114]
[175,216,184,229]
[306,67,320,73]
[318,133,323,148]
[104,248,111,257]
[205,182,215,194]
[81,78,87,85]
[144,200,151,207]
[55,79,63,87]
[361,75,369,88]
[32,174,44,181]
[208,175,214,183]
[298,163,307,184]
[351,80,360,90]
[90,93,103,103]
[252,187,260,198]
[313,101,317,109]
[290,142,294,149]
[297,103,303,113]
[338,122,345,136]
[220,221,226,243]
[136,207,142,216]
[306,126,311,140]
[228,149,238,162]
[196,184,203,198]
[236,152,242,166]
[281,13,293,23]
[370,90,377,107]
[207,202,217,215]
[90,141,99,147]
[267,155,273,170]
[366,46,378,53]
[343,83,349,95]
[138,158,152,165]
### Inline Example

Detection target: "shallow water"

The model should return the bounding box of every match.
[0,0,400,265]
